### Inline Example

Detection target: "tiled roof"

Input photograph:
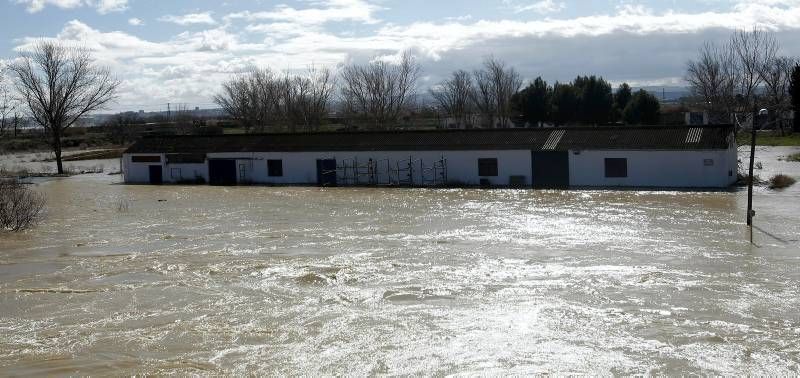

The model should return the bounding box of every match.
[125,125,735,154]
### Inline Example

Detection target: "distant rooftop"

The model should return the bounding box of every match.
[125,125,735,154]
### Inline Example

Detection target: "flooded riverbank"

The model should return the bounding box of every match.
[1,147,799,374]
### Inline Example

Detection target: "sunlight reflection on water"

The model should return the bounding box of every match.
[0,148,799,375]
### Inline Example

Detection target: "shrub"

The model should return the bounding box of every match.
[0,180,46,232]
[769,174,797,190]
[737,173,764,186]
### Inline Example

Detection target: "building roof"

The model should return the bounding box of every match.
[124,125,735,154]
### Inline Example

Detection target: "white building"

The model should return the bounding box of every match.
[122,125,738,189]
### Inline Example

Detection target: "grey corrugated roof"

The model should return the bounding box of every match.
[124,125,735,154]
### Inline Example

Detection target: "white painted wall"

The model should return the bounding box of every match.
[122,153,165,184]
[124,150,532,186]
[209,150,533,186]
[568,149,737,188]
[123,147,738,188]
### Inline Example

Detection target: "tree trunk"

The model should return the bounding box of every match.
[55,147,63,174]
[795,112,800,133]
[52,128,64,175]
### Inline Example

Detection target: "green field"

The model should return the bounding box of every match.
[737,133,800,147]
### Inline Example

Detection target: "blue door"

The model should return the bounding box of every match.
[316,159,337,187]
[148,165,163,185]
[532,151,569,189]
[209,159,237,186]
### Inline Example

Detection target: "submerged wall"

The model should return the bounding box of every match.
[123,147,738,188]
[568,149,738,188]
[123,150,533,187]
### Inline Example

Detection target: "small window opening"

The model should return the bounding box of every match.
[478,158,498,177]
[605,158,628,178]
[268,160,283,177]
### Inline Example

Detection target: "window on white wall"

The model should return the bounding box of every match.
[132,155,160,163]
[268,160,283,177]
[605,158,628,178]
[478,158,498,177]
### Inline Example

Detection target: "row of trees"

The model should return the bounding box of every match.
[508,77,660,127]
[428,58,524,128]
[213,66,335,133]
[214,53,421,132]
[686,28,798,132]
[215,54,661,132]
[214,29,799,131]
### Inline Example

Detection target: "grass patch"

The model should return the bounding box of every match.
[60,148,125,162]
[737,133,800,147]
[769,174,797,189]
[785,153,800,162]
[737,173,765,186]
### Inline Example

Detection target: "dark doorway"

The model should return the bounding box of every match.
[532,151,570,189]
[316,159,337,187]
[148,165,163,185]
[209,159,237,186]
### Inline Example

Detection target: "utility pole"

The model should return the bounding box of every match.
[746,109,759,242]
[167,103,171,121]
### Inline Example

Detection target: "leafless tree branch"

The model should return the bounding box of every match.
[8,41,119,174]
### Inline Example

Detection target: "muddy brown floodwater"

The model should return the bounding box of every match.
[1,147,799,375]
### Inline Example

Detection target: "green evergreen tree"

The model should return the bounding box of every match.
[622,90,661,125]
[512,77,551,127]
[573,75,614,125]
[551,82,579,126]
[613,83,632,122]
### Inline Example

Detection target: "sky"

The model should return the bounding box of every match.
[1,0,800,113]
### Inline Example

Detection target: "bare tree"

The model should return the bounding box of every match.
[0,180,46,232]
[430,70,474,128]
[471,67,496,128]
[759,56,796,134]
[215,66,334,133]
[9,41,119,174]
[298,66,335,131]
[173,104,201,135]
[730,28,778,124]
[105,112,140,144]
[486,58,523,128]
[214,68,272,133]
[0,66,16,137]
[686,42,739,124]
[340,52,421,129]
[470,57,523,128]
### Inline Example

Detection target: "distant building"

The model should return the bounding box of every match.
[122,125,738,188]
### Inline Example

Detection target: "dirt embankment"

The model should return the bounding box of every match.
[59,149,125,162]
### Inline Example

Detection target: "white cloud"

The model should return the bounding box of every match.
[128,17,144,26]
[13,0,128,13]
[95,0,127,14]
[225,0,381,25]
[10,1,800,112]
[159,12,217,26]
[506,0,566,14]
